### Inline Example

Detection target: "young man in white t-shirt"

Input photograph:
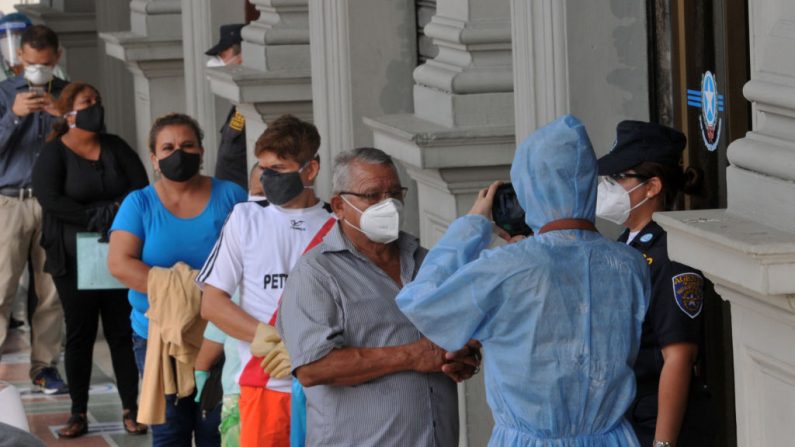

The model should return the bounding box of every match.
[197,115,334,447]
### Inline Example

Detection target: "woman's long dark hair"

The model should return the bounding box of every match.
[632,161,702,211]
[46,82,99,142]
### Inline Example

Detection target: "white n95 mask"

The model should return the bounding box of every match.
[595,176,649,226]
[341,196,403,244]
[206,56,225,68]
[24,64,53,85]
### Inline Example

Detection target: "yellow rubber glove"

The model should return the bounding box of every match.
[260,340,291,379]
[250,322,280,358]
[249,322,292,379]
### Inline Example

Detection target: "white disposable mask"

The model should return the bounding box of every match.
[341,196,402,244]
[205,56,225,68]
[595,176,650,226]
[24,64,53,85]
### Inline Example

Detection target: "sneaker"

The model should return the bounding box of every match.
[9,317,25,330]
[33,368,69,395]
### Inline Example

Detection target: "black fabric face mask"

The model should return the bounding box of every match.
[159,150,201,182]
[260,167,306,205]
[73,104,105,133]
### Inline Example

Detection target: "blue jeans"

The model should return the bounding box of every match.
[132,333,221,447]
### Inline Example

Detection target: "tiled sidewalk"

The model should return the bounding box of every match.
[0,326,151,446]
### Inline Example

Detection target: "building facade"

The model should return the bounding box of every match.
[19,0,795,445]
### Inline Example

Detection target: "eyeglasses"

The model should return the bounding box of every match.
[609,172,650,182]
[338,187,408,204]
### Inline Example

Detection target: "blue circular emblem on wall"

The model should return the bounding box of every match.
[702,72,718,127]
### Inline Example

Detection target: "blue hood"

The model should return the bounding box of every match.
[510,115,598,233]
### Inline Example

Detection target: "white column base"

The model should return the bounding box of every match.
[656,209,795,447]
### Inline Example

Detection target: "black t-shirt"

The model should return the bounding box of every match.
[32,133,149,274]
[619,221,704,389]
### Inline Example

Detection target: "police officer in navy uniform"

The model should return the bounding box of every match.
[596,121,714,447]
[205,23,247,189]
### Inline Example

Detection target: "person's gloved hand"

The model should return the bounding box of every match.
[259,340,291,379]
[194,370,209,403]
[249,322,292,379]
[250,322,281,358]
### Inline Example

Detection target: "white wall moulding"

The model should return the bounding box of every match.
[99,0,185,174]
[242,0,310,72]
[100,31,183,64]
[411,0,513,128]
[128,0,182,38]
[206,65,311,106]
[749,1,795,86]
[365,114,514,170]
[94,0,138,151]
[711,282,795,447]
[656,210,795,298]
[206,0,312,173]
[510,0,568,143]
[308,0,417,199]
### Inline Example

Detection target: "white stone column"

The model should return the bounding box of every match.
[364,1,513,445]
[180,0,244,175]
[99,0,184,175]
[510,0,569,143]
[309,0,418,203]
[206,0,313,175]
[510,0,649,150]
[95,0,138,150]
[363,0,513,243]
[16,0,100,88]
[655,1,795,445]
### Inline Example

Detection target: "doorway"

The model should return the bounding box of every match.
[647,0,750,445]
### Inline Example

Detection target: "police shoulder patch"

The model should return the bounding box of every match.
[672,272,704,319]
[229,111,246,131]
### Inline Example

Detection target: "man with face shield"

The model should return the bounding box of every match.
[395,115,651,446]
[276,147,481,446]
[0,25,69,396]
[197,115,335,447]
[595,121,715,447]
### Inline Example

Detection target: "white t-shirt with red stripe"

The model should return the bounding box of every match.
[196,199,334,393]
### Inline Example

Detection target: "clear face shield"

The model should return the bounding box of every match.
[0,22,27,74]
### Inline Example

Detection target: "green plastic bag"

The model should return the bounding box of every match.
[76,232,125,290]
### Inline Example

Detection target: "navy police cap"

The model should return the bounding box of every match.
[597,120,687,175]
[205,23,244,56]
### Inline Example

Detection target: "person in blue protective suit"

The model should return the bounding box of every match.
[396,114,651,447]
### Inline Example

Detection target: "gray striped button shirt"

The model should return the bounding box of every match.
[277,223,459,447]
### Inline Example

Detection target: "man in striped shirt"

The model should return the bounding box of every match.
[277,148,480,447]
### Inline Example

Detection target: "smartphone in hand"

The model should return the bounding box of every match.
[491,183,532,237]
[28,86,45,98]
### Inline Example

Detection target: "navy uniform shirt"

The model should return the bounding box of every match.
[619,220,704,392]
[214,106,247,189]
[0,75,68,189]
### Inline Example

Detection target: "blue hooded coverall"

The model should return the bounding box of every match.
[396,115,651,446]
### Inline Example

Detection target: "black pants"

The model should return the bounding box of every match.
[628,390,716,447]
[53,259,139,415]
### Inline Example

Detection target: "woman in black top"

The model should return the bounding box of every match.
[32,82,149,438]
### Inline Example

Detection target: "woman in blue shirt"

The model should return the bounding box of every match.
[108,113,246,446]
